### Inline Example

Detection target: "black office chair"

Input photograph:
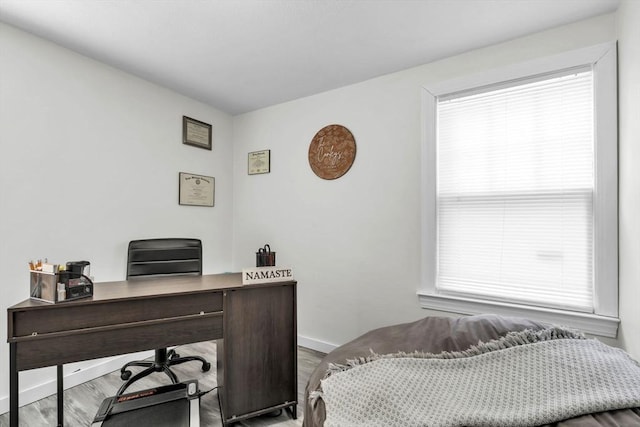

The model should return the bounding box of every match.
[117,238,211,395]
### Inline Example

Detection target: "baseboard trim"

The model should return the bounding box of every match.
[298,334,338,354]
[0,350,154,415]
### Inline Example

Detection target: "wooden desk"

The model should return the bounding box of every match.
[7,273,297,426]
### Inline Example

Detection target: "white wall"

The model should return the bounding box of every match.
[232,13,636,354]
[616,0,640,359]
[0,23,234,409]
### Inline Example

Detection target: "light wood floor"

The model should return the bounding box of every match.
[0,342,325,427]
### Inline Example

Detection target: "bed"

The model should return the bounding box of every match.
[303,314,640,427]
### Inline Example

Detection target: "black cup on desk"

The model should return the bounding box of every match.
[66,260,90,277]
[65,261,91,287]
[256,244,276,267]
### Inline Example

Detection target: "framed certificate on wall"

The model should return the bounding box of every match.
[179,172,215,207]
[248,149,271,175]
[183,116,212,150]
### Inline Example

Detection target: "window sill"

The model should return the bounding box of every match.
[417,291,620,338]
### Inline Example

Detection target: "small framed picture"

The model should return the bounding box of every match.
[183,116,212,150]
[248,149,271,175]
[179,172,215,207]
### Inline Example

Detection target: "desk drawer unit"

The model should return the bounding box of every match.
[8,291,224,370]
[217,282,297,425]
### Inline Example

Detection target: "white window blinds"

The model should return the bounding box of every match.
[436,68,595,312]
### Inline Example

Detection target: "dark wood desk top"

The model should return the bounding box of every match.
[9,272,296,311]
[94,272,244,300]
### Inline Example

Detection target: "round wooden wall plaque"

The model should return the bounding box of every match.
[308,124,356,180]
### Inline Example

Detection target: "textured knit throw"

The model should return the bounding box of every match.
[316,327,640,427]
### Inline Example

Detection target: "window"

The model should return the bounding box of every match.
[419,43,619,337]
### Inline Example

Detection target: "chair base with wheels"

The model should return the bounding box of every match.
[118,348,211,396]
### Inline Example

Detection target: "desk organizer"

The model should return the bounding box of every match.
[30,270,93,303]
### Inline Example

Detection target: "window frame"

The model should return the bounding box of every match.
[419,42,619,337]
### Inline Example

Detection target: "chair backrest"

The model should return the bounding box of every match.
[126,238,202,279]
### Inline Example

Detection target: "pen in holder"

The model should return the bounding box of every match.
[256,244,276,267]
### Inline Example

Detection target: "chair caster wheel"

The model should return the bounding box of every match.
[121,370,132,380]
[202,362,211,372]
[171,352,181,360]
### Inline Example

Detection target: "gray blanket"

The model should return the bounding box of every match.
[316,327,640,427]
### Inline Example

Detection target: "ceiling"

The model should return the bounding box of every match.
[0,0,619,115]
